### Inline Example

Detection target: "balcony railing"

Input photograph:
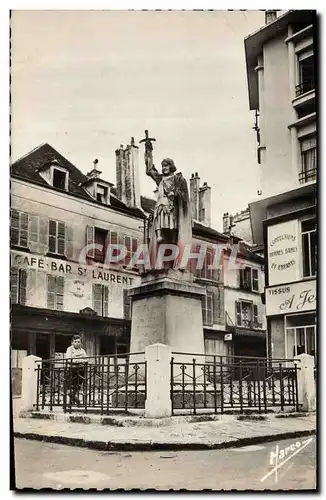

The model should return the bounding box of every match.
[236,320,263,330]
[299,168,317,184]
[295,80,315,97]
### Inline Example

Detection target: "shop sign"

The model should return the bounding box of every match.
[11,250,135,286]
[224,333,232,341]
[268,220,300,286]
[266,280,316,316]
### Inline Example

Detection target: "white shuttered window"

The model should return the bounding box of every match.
[47,275,64,310]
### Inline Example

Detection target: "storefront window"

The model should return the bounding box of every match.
[285,313,316,358]
[301,218,317,277]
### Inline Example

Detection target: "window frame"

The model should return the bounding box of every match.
[239,267,260,293]
[235,300,253,328]
[10,267,27,305]
[92,283,109,317]
[10,210,29,248]
[96,184,109,204]
[48,219,66,256]
[47,275,64,311]
[299,136,317,183]
[51,165,69,191]
[296,50,315,96]
[301,216,316,278]
[202,291,214,326]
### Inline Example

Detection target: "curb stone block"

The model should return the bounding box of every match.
[275,412,310,418]
[237,415,267,421]
[69,416,92,424]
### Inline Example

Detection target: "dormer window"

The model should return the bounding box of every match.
[53,168,68,190]
[37,160,69,191]
[96,184,108,204]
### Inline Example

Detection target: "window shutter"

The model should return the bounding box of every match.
[207,292,213,325]
[117,234,124,267]
[19,269,27,306]
[124,236,131,266]
[29,215,39,244]
[213,287,224,325]
[235,301,241,326]
[252,269,259,291]
[56,276,64,311]
[47,275,56,310]
[39,216,49,252]
[20,213,29,247]
[10,268,18,304]
[239,269,244,289]
[92,284,102,315]
[57,222,66,256]
[86,226,95,258]
[192,245,201,276]
[132,238,138,268]
[253,304,258,326]
[49,220,57,253]
[109,231,117,262]
[206,249,213,280]
[244,267,251,289]
[103,286,109,317]
[201,294,206,324]
[65,225,74,260]
[212,249,220,282]
[10,210,20,246]
[123,289,131,319]
[103,230,110,263]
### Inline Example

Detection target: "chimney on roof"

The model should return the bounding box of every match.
[115,138,141,208]
[198,181,211,227]
[189,172,200,221]
[222,212,233,234]
[265,10,277,24]
[86,158,102,179]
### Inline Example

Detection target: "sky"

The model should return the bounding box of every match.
[11,10,265,231]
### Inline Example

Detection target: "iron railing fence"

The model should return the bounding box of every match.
[170,353,299,415]
[35,353,146,414]
[299,167,316,184]
[295,80,315,97]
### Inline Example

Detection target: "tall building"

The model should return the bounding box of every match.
[245,10,317,360]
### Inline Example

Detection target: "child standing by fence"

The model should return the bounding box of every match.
[65,335,87,405]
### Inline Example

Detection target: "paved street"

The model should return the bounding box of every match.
[13,436,316,490]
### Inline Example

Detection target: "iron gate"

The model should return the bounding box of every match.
[170,353,299,415]
[35,353,146,414]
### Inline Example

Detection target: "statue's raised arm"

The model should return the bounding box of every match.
[140,130,161,186]
[139,130,192,269]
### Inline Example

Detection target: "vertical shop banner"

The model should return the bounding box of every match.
[268,220,300,286]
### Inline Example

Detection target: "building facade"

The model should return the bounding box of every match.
[245,10,317,360]
[10,140,267,384]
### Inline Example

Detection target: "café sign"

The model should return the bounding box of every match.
[268,220,300,286]
[11,250,135,286]
[265,280,316,316]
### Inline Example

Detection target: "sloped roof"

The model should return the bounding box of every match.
[11,143,146,218]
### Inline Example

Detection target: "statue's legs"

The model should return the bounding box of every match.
[160,229,178,269]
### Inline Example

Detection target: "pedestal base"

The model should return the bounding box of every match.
[129,270,206,356]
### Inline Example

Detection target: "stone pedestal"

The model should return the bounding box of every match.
[295,353,316,412]
[129,269,206,358]
[21,355,42,412]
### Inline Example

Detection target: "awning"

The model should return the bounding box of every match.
[226,324,266,340]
